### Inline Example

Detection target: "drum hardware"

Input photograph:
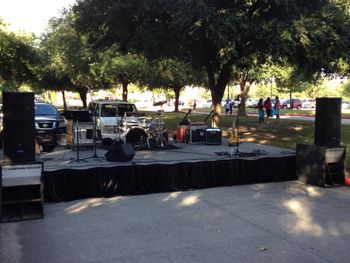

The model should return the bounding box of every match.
[125,127,149,149]
[230,108,241,156]
[83,109,104,162]
[147,114,168,148]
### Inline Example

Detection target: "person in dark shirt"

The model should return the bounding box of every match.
[264,97,272,121]
[257,98,264,123]
[274,96,280,121]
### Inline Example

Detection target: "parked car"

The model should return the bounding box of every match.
[0,103,66,151]
[249,99,259,108]
[280,99,302,109]
[245,98,256,108]
[88,100,146,142]
[301,99,315,109]
[35,103,66,151]
[202,99,213,108]
[342,100,350,110]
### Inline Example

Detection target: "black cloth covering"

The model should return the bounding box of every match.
[44,156,296,202]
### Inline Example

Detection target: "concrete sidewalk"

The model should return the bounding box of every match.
[1,181,350,263]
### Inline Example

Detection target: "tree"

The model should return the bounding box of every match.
[97,47,149,101]
[74,0,350,126]
[270,64,309,109]
[0,19,39,91]
[146,59,205,112]
[40,11,109,108]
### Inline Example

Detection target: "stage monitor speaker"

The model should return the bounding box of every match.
[296,144,345,187]
[105,143,135,162]
[185,128,206,144]
[205,128,222,145]
[2,92,35,163]
[314,97,341,147]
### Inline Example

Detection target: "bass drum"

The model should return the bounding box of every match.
[125,128,148,149]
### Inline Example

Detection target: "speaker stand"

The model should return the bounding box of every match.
[81,111,104,162]
[68,121,87,163]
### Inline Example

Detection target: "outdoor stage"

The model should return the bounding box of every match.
[33,140,297,202]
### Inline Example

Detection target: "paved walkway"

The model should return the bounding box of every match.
[1,181,350,263]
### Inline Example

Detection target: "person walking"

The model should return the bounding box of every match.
[229,100,233,115]
[274,96,280,121]
[264,97,272,121]
[257,98,264,123]
[224,101,230,115]
[192,99,197,112]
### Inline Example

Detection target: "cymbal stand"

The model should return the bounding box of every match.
[88,110,104,161]
[230,110,240,156]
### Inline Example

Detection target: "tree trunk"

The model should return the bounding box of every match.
[173,87,181,112]
[78,87,88,109]
[289,90,293,110]
[238,78,250,116]
[205,60,233,127]
[122,80,128,101]
[62,90,67,111]
[211,86,226,127]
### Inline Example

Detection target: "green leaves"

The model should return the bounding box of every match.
[0,22,39,90]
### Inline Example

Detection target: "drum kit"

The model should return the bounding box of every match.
[121,111,168,149]
[68,110,169,156]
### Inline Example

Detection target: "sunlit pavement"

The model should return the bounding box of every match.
[1,181,350,263]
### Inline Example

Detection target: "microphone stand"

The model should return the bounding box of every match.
[69,120,87,163]
[91,110,103,161]
[230,107,241,157]
[84,109,104,162]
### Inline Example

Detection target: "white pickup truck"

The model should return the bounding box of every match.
[88,100,151,143]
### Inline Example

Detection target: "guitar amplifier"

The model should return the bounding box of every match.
[185,126,206,144]
[205,128,222,145]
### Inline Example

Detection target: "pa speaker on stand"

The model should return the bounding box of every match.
[314,97,342,147]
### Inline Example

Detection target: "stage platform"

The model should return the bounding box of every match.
[19,140,295,202]
[0,140,296,202]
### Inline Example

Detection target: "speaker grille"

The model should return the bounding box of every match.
[2,92,36,163]
[314,98,341,147]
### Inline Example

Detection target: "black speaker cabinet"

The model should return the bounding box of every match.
[105,143,135,162]
[2,92,35,164]
[205,128,222,145]
[314,97,341,147]
[296,144,345,187]
[185,127,206,144]
[62,110,91,122]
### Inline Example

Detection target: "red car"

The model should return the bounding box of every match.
[280,99,302,109]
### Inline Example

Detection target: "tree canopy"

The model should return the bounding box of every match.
[73,0,350,126]
[146,58,206,112]
[0,19,39,91]
[39,11,110,108]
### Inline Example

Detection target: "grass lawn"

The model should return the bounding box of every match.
[155,111,350,167]
[198,106,350,117]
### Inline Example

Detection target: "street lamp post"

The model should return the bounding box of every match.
[270,76,274,98]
